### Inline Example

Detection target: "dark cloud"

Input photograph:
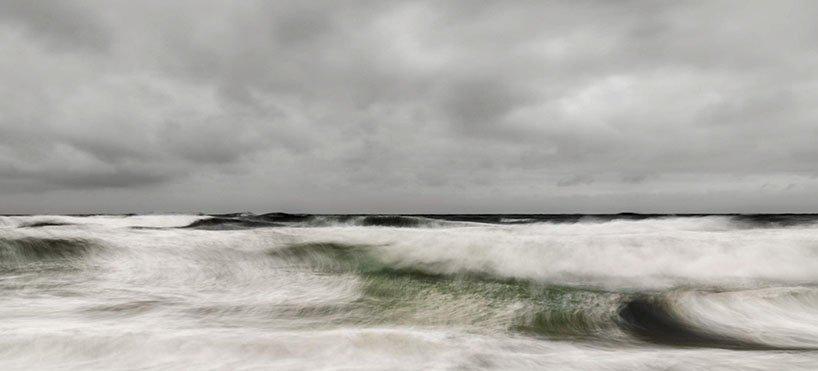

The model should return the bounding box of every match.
[1,0,818,213]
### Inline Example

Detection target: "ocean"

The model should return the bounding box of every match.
[2,213,818,370]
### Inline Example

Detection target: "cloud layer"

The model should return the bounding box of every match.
[2,0,818,213]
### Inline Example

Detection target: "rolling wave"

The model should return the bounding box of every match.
[0,237,100,262]
[265,240,818,349]
[266,242,623,337]
[618,288,818,350]
[617,295,780,349]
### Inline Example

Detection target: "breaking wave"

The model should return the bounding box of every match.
[264,241,818,349]
[0,237,101,264]
[266,242,625,338]
[619,288,818,350]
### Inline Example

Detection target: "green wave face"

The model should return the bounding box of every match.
[267,242,625,339]
[0,237,102,272]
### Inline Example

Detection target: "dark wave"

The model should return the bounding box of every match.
[255,212,313,223]
[415,213,818,226]
[359,216,428,228]
[9,213,818,228]
[729,214,818,228]
[206,212,253,218]
[193,214,446,229]
[20,221,74,228]
[184,213,316,229]
[177,212,818,229]
[299,215,444,228]
[0,237,101,266]
[183,217,283,230]
[616,296,815,350]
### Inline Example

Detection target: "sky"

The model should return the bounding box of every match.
[1,0,818,214]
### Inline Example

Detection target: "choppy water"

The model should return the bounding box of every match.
[3,213,818,370]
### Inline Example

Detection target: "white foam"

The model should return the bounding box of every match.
[279,216,818,290]
[0,326,815,370]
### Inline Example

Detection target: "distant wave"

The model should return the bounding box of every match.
[19,220,75,228]
[7,213,818,230]
[183,217,283,230]
[1,214,206,229]
[174,212,818,230]
[308,215,456,228]
[184,214,460,229]
[728,214,818,228]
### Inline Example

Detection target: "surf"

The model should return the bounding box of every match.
[4,213,818,369]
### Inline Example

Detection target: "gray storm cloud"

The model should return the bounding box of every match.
[1,0,817,213]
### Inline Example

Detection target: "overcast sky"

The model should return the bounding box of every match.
[1,0,818,214]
